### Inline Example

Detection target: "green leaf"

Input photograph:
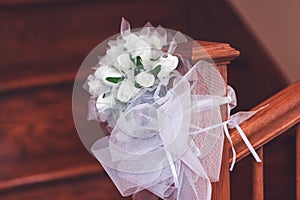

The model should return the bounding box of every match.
[134,82,142,88]
[150,57,160,61]
[151,65,161,77]
[106,77,124,84]
[136,56,143,67]
[133,56,144,76]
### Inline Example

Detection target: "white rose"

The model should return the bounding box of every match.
[123,33,151,56]
[94,66,123,86]
[123,33,139,50]
[138,49,155,71]
[135,71,155,88]
[117,79,140,103]
[140,34,165,49]
[157,54,178,82]
[96,93,115,113]
[116,53,135,72]
[99,44,123,67]
[87,75,110,97]
[149,35,163,48]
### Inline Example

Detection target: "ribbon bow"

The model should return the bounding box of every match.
[91,61,265,200]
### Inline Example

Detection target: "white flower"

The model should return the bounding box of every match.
[157,54,178,82]
[87,75,110,97]
[140,33,166,49]
[149,35,164,48]
[117,79,140,103]
[123,34,150,52]
[138,49,156,71]
[122,33,154,59]
[135,71,155,88]
[123,33,139,48]
[95,66,123,86]
[116,53,135,72]
[96,93,115,113]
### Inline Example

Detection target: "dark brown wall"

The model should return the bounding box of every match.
[0,0,292,199]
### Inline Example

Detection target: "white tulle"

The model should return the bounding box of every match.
[83,18,265,200]
[91,61,220,199]
[90,60,265,200]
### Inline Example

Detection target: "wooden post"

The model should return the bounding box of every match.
[192,42,239,200]
[297,126,300,200]
[177,41,240,200]
[253,147,264,200]
[212,139,231,200]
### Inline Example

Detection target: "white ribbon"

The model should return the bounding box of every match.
[90,64,268,200]
[189,114,264,171]
[188,93,267,171]
[163,96,267,198]
[223,122,237,171]
[165,149,180,188]
[225,104,269,170]
[223,119,261,171]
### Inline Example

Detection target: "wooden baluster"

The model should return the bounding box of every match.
[186,42,238,200]
[211,139,231,200]
[212,64,230,200]
[252,147,264,200]
[297,126,300,200]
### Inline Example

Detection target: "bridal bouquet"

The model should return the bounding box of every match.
[73,18,262,200]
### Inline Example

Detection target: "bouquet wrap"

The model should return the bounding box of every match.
[72,18,263,200]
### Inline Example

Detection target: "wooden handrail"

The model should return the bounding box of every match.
[0,72,76,94]
[0,41,239,94]
[1,81,298,194]
[0,164,102,193]
[230,80,300,163]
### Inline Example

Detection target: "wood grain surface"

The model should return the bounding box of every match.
[230,80,299,200]
[230,80,300,162]
[0,0,291,199]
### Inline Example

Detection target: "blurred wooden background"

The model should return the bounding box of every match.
[0,0,295,199]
